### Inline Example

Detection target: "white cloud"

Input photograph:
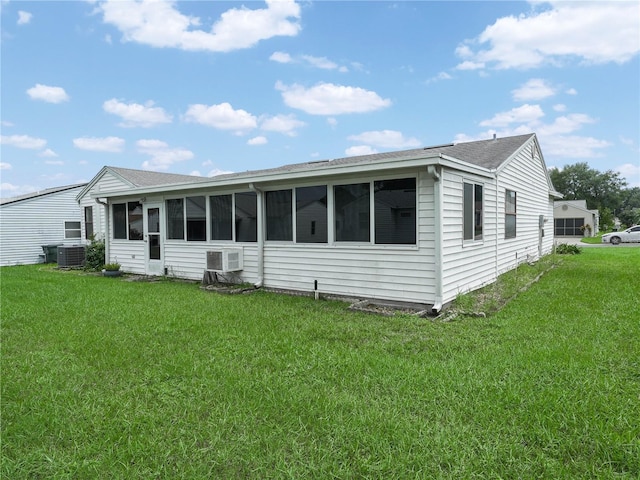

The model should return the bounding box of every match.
[0,134,47,149]
[1,121,14,127]
[1,162,12,170]
[26,84,70,103]
[208,168,234,177]
[270,51,293,63]
[183,102,257,134]
[301,54,338,70]
[456,1,640,70]
[99,0,301,52]
[426,71,453,84]
[536,113,596,136]
[136,139,194,171]
[540,135,611,158]
[1,182,41,199]
[327,118,338,128]
[455,60,485,71]
[512,78,556,101]
[345,145,378,157]
[276,81,391,115]
[103,98,172,127]
[480,104,545,127]
[73,136,124,152]
[259,114,305,136]
[566,88,578,95]
[247,136,268,146]
[39,148,59,157]
[17,10,32,25]
[44,160,64,166]
[553,104,567,112]
[347,130,420,149]
[616,163,640,188]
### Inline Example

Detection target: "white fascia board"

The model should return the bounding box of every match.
[437,155,495,178]
[91,152,450,199]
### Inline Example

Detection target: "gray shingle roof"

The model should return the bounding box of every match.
[109,167,204,187]
[0,183,87,205]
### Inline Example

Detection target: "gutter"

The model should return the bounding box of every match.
[249,183,264,288]
[427,165,443,315]
[95,198,110,263]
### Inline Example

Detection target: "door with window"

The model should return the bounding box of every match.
[144,203,164,275]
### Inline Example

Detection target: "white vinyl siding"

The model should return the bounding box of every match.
[0,186,84,266]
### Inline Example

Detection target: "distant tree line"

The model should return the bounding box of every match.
[550,162,640,230]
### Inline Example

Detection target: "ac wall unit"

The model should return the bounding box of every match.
[57,245,86,267]
[206,248,243,272]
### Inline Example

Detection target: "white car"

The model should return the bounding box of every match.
[601,225,640,245]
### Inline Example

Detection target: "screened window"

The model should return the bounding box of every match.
[84,206,94,239]
[374,178,416,244]
[166,199,184,240]
[335,183,370,242]
[554,218,584,236]
[210,194,232,241]
[296,186,327,243]
[266,190,293,241]
[113,203,127,239]
[505,190,517,239]
[64,221,81,239]
[464,182,483,241]
[235,192,257,242]
[186,196,206,241]
[112,202,142,240]
[128,202,143,240]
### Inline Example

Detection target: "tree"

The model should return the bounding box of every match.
[550,162,627,212]
[617,187,640,227]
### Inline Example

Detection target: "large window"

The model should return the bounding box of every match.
[335,183,370,242]
[64,221,81,239]
[374,178,416,244]
[113,202,142,240]
[210,194,232,241]
[296,186,327,243]
[186,196,206,241]
[266,190,293,241]
[235,192,257,242]
[166,199,184,240]
[505,190,517,239]
[84,206,94,239]
[554,218,584,236]
[464,182,483,241]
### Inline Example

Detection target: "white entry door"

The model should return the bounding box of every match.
[144,203,164,275]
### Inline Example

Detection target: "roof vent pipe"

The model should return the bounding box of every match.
[493,133,497,140]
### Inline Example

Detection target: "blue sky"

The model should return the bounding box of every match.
[1,0,639,198]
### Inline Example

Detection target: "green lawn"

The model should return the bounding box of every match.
[2,249,639,479]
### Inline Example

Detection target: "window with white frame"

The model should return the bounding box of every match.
[209,194,233,241]
[374,178,416,244]
[463,182,483,241]
[334,183,370,242]
[505,190,516,239]
[84,206,94,239]
[235,192,257,242]
[64,221,81,239]
[112,202,142,240]
[296,185,327,243]
[266,189,293,241]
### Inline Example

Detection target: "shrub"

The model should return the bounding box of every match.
[555,243,582,255]
[84,238,105,271]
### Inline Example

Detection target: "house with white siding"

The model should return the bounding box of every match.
[553,200,599,237]
[78,133,561,313]
[0,184,86,266]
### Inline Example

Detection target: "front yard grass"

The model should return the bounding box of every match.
[2,248,639,478]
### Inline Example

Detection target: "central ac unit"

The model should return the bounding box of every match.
[206,248,243,272]
[58,245,86,267]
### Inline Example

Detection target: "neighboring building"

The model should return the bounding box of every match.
[78,133,561,312]
[0,184,86,266]
[553,200,599,237]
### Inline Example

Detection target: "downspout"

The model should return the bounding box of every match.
[95,198,110,263]
[249,183,264,288]
[495,174,499,281]
[427,165,443,315]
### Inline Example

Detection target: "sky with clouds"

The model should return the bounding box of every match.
[1,0,639,198]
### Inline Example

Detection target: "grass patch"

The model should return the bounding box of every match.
[2,251,639,478]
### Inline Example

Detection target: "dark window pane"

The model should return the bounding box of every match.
[235,192,257,242]
[374,178,416,244]
[463,183,473,240]
[296,186,327,243]
[210,195,232,240]
[474,184,483,240]
[84,206,94,239]
[506,190,517,214]
[128,202,143,240]
[166,199,184,240]
[505,214,516,238]
[335,183,370,242]
[186,196,206,241]
[113,203,127,239]
[266,190,292,241]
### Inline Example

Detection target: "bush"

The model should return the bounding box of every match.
[555,243,582,255]
[84,238,105,271]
